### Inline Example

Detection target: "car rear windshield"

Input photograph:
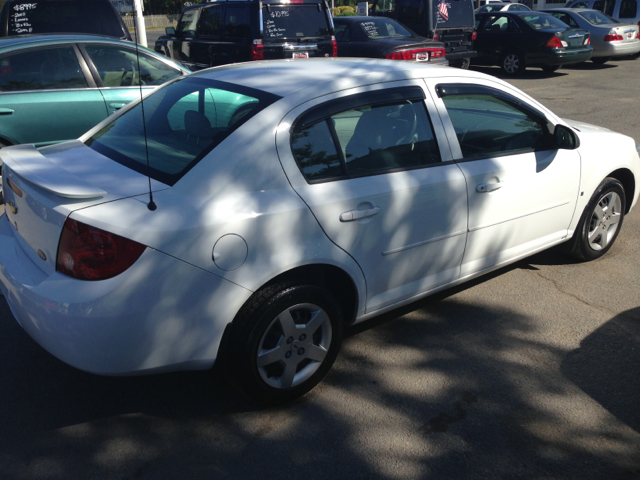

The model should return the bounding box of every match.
[357,18,413,38]
[7,0,125,37]
[522,14,570,29]
[578,10,618,24]
[262,5,330,42]
[85,77,281,186]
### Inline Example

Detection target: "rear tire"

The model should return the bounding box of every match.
[592,57,610,65]
[565,178,626,261]
[501,51,525,76]
[227,282,343,405]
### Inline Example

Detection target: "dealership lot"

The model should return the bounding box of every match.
[1,57,639,479]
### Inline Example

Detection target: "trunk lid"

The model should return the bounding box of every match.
[1,141,165,276]
[607,23,640,43]
[553,28,591,48]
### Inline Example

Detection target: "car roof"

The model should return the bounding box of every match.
[191,58,492,98]
[0,34,151,55]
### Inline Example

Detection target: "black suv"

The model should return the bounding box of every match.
[0,0,132,41]
[155,0,336,70]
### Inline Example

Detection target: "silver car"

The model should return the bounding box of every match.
[566,0,640,33]
[543,8,640,63]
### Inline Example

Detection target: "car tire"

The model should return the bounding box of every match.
[452,57,471,70]
[501,51,525,76]
[565,177,626,261]
[542,65,561,73]
[592,57,610,65]
[228,282,344,405]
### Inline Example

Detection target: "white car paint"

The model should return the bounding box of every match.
[0,59,638,376]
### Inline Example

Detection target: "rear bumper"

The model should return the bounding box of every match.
[594,40,640,58]
[0,215,252,375]
[529,47,593,66]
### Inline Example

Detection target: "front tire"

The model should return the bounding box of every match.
[566,178,626,261]
[228,282,343,405]
[501,51,525,76]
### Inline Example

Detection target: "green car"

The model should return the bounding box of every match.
[0,34,190,201]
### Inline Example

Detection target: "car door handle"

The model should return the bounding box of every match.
[108,103,126,110]
[0,108,14,115]
[340,207,381,222]
[476,181,504,193]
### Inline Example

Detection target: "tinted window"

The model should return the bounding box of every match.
[292,97,441,181]
[86,77,280,186]
[177,8,199,35]
[522,14,570,29]
[441,93,553,158]
[334,24,351,41]
[0,46,87,92]
[224,7,251,39]
[619,0,638,18]
[200,6,222,37]
[84,45,182,87]
[7,0,124,37]
[262,5,329,41]
[358,18,413,38]
[395,0,424,26]
[578,10,618,23]
[480,15,520,32]
[593,0,615,15]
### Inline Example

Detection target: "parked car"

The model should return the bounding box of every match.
[474,11,593,75]
[0,34,189,203]
[0,0,132,41]
[155,0,336,70]
[334,16,448,64]
[476,2,532,12]
[566,0,640,29]
[1,59,638,404]
[370,0,477,68]
[541,8,640,63]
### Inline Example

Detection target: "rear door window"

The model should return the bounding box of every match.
[262,5,330,42]
[619,0,638,18]
[0,46,87,92]
[593,0,616,15]
[7,0,125,37]
[223,7,252,40]
[200,5,223,37]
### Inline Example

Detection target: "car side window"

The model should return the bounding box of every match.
[570,1,591,7]
[292,91,441,182]
[177,8,199,36]
[200,6,222,37]
[480,15,509,32]
[0,46,87,92]
[335,24,351,41]
[619,0,638,17]
[223,7,251,40]
[439,87,554,159]
[84,45,182,87]
[593,0,615,15]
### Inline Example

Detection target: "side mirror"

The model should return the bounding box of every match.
[165,27,176,36]
[554,124,580,150]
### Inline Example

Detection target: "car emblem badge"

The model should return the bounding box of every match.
[9,200,17,215]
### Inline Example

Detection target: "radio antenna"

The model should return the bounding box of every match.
[131,1,157,211]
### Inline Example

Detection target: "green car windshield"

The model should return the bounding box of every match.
[86,77,280,186]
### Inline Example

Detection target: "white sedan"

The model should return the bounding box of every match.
[0,59,638,404]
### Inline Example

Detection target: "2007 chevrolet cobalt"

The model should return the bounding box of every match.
[1,59,638,404]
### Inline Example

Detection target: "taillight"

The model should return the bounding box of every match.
[544,35,563,48]
[57,218,146,281]
[331,35,338,57]
[604,30,623,41]
[251,39,264,61]
[471,31,477,41]
[384,47,446,60]
[586,35,590,45]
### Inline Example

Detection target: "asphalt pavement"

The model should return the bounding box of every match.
[1,57,639,480]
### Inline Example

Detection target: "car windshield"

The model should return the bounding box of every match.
[357,18,413,38]
[7,0,124,37]
[578,10,619,24]
[85,77,280,186]
[262,5,330,42]
[522,14,570,29]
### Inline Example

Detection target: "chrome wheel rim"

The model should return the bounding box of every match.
[504,54,519,74]
[587,191,622,251]
[256,303,332,389]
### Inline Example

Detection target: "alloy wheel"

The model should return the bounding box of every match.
[587,191,622,251]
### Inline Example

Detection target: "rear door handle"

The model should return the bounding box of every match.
[0,108,14,115]
[476,181,503,193]
[340,207,381,222]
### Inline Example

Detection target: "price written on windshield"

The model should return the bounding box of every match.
[13,3,37,10]
[269,10,290,18]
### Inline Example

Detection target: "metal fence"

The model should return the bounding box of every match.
[122,14,181,29]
